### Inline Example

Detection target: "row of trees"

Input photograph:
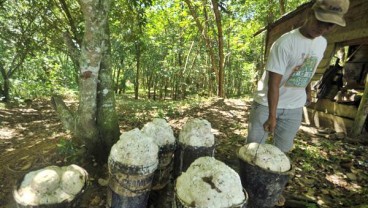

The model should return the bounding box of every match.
[0,0,308,160]
[0,0,309,102]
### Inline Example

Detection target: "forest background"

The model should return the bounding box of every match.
[0,0,310,159]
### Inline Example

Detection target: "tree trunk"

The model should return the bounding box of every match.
[0,46,30,103]
[114,61,122,93]
[279,0,286,15]
[3,78,10,102]
[153,81,157,101]
[183,0,220,96]
[351,74,368,137]
[268,0,275,24]
[135,42,141,100]
[96,22,120,160]
[0,61,8,101]
[75,0,112,159]
[0,63,11,102]
[211,0,225,97]
[52,0,119,162]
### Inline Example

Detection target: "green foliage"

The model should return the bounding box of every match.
[9,53,77,99]
[56,137,79,162]
[0,0,79,101]
[306,203,319,208]
[116,95,209,127]
[1,0,311,100]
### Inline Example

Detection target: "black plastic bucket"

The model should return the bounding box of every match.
[13,166,88,208]
[151,144,176,190]
[173,143,215,178]
[147,145,176,208]
[238,158,294,208]
[147,181,174,208]
[107,160,156,208]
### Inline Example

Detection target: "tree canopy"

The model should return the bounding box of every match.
[0,0,309,102]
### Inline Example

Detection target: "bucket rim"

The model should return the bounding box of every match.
[238,157,295,176]
[13,165,88,207]
[177,142,216,151]
[108,158,159,175]
[237,145,294,175]
[174,186,248,208]
[158,143,176,153]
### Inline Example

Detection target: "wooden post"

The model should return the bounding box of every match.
[351,74,368,137]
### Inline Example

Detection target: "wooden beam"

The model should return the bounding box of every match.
[310,99,357,119]
[305,107,354,134]
[351,74,368,137]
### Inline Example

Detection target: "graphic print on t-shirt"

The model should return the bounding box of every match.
[285,55,318,88]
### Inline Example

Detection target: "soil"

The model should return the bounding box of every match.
[0,97,367,208]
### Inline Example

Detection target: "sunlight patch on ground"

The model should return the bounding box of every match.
[224,99,247,106]
[6,147,16,152]
[325,173,362,192]
[233,129,247,138]
[211,128,220,135]
[15,123,27,130]
[0,127,16,140]
[299,125,318,134]
[19,108,38,113]
[215,110,235,119]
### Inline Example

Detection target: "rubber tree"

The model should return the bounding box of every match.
[183,0,225,97]
[52,0,120,162]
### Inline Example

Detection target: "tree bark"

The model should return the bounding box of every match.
[52,0,119,162]
[114,61,122,93]
[134,42,141,100]
[268,0,275,24]
[51,96,81,143]
[183,0,220,96]
[96,22,120,160]
[75,0,110,157]
[0,63,8,102]
[211,0,225,97]
[62,32,80,77]
[279,0,286,15]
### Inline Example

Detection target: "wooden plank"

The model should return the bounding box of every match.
[305,108,354,133]
[311,73,323,81]
[310,99,357,119]
[316,44,337,74]
[326,26,368,44]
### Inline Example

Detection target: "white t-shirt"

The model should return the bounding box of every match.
[253,28,327,109]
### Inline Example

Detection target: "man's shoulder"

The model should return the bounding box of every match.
[273,29,300,47]
[279,28,300,39]
[316,35,327,44]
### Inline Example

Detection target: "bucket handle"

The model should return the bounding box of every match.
[251,132,268,163]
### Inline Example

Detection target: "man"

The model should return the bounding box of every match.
[247,0,350,153]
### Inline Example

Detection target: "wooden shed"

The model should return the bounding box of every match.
[260,0,368,136]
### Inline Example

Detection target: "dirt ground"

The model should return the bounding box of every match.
[0,98,367,208]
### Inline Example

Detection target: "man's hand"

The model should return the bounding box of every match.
[263,117,277,133]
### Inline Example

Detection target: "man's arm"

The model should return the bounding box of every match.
[264,71,282,132]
